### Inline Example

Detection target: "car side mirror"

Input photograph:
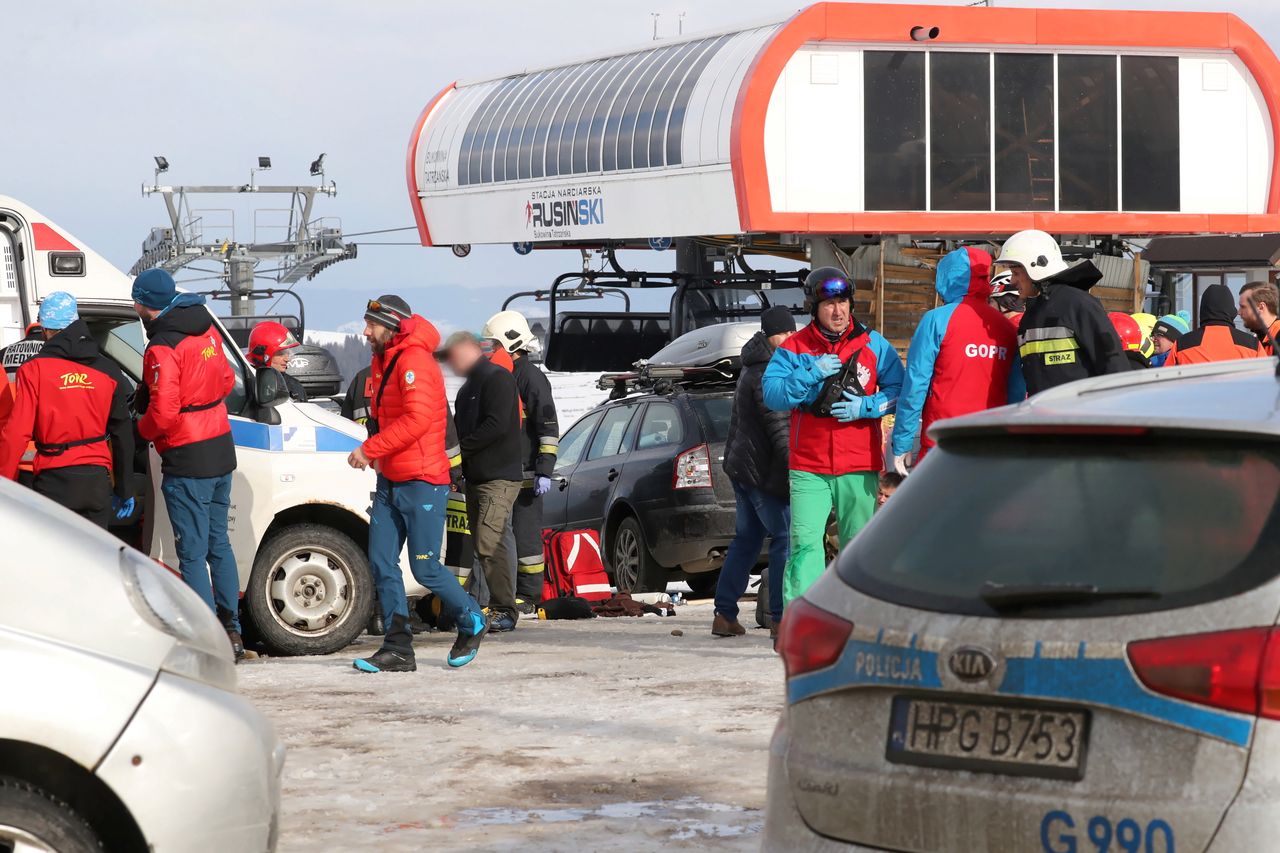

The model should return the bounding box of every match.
[255,367,288,408]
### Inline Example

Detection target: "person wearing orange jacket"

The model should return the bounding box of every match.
[1239,280,1280,355]
[0,293,134,527]
[1166,284,1264,365]
[346,295,488,673]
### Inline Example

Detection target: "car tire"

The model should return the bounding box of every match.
[246,523,374,656]
[0,777,102,853]
[684,569,720,599]
[609,516,666,593]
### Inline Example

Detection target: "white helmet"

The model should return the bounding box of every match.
[482,310,537,353]
[989,268,1017,297]
[995,229,1068,283]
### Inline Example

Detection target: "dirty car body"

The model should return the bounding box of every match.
[765,358,1280,852]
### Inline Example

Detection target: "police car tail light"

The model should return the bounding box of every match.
[778,599,853,678]
[673,444,712,490]
[1127,627,1280,719]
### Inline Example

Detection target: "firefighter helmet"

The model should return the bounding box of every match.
[482,310,538,353]
[1108,312,1143,352]
[247,321,299,367]
[1131,312,1157,359]
[995,229,1069,282]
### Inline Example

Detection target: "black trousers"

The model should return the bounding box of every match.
[33,465,112,529]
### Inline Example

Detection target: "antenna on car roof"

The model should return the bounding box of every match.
[1244,292,1280,378]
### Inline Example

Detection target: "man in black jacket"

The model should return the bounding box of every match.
[483,310,560,612]
[440,331,524,632]
[714,306,795,639]
[995,229,1128,397]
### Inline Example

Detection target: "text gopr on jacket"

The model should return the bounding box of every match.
[1167,284,1265,365]
[362,314,452,485]
[0,319,134,495]
[137,295,236,478]
[892,248,1021,461]
[723,331,790,497]
[762,319,904,476]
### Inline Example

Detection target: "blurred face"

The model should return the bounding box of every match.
[876,483,896,509]
[133,302,159,322]
[1007,265,1038,300]
[816,298,851,335]
[766,330,794,349]
[444,340,484,377]
[269,351,291,371]
[364,321,395,354]
[1152,333,1174,355]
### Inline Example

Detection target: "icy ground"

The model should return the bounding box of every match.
[238,599,782,851]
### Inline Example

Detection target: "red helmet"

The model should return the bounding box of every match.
[1108,312,1143,352]
[247,321,299,367]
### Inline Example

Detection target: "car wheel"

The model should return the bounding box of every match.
[684,569,720,599]
[0,777,102,853]
[610,516,666,593]
[246,523,374,656]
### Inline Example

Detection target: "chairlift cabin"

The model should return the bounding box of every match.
[407,2,1280,364]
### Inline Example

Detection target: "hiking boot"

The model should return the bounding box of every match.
[226,630,245,662]
[366,610,386,637]
[488,611,517,633]
[515,598,537,616]
[712,613,746,637]
[353,648,417,673]
[448,611,489,668]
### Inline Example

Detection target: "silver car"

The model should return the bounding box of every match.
[765,357,1280,853]
[0,479,284,852]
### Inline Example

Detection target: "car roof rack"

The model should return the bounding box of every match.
[598,359,739,400]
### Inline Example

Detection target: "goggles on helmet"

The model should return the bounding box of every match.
[812,276,852,302]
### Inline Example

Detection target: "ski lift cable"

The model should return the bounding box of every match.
[342,226,418,238]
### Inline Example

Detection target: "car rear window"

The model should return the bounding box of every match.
[688,396,733,443]
[839,436,1280,618]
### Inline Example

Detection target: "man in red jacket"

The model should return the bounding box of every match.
[347,295,488,673]
[0,292,134,527]
[132,268,243,660]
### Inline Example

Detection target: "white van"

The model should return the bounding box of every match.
[0,195,405,656]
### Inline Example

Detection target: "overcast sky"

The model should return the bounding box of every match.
[7,0,1278,333]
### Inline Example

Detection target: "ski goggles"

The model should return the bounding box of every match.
[365,299,410,318]
[812,276,853,302]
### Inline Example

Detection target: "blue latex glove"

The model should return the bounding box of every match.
[534,476,552,497]
[112,495,136,520]
[814,353,842,378]
[830,389,865,423]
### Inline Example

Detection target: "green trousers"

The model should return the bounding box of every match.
[783,470,878,604]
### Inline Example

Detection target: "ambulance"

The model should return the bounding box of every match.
[0,195,407,656]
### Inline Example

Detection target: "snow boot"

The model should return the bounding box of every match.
[448,611,489,668]
[353,648,417,673]
[226,630,245,662]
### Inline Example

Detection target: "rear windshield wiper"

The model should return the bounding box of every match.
[979,581,1160,611]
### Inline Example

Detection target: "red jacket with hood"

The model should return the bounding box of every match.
[362,315,450,484]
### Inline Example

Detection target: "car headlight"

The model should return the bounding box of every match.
[120,548,237,692]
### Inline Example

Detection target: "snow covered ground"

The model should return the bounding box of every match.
[238,600,781,852]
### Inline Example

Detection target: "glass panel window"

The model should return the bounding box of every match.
[580,53,643,173]
[604,49,668,172]
[586,403,640,460]
[864,51,926,211]
[561,58,619,176]
[1058,54,1117,211]
[994,53,1055,211]
[666,34,731,166]
[495,71,550,183]
[636,402,684,450]
[543,62,600,178]
[930,52,991,211]
[556,412,602,470]
[480,75,537,184]
[519,66,572,181]
[631,42,696,170]
[460,77,520,186]
[1122,55,1180,211]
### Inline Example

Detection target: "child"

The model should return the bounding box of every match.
[877,471,904,510]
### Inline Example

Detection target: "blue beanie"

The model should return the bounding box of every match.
[1153,310,1192,341]
[132,268,178,310]
[38,291,78,330]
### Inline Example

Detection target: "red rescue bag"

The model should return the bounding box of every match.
[542,529,612,602]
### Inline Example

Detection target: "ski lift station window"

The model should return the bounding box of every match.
[863,49,1181,213]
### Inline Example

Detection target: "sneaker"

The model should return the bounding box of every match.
[353,648,417,673]
[711,613,746,637]
[226,630,246,662]
[488,611,517,633]
[515,598,538,616]
[448,611,489,668]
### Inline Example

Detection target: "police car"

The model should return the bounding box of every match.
[765,356,1280,852]
[0,196,414,656]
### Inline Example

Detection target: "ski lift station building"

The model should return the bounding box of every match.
[407,2,1280,251]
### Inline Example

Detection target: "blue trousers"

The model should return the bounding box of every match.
[715,478,789,624]
[161,473,241,633]
[370,476,481,654]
